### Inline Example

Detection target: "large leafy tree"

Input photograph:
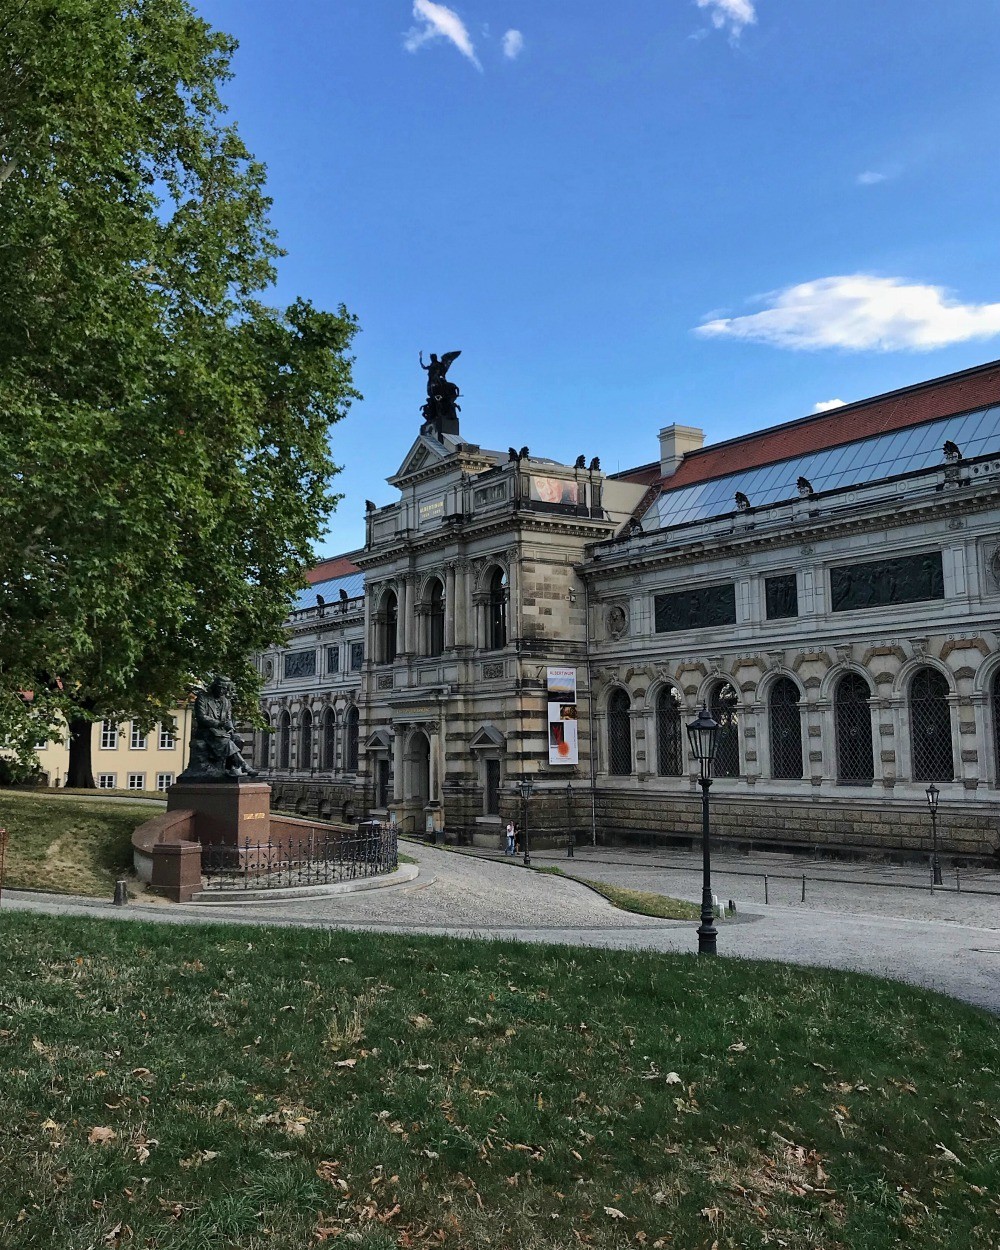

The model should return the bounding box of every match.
[0,0,358,784]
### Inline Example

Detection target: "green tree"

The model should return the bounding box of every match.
[0,0,358,785]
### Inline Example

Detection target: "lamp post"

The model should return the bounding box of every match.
[686,704,722,956]
[925,782,942,887]
[566,781,574,858]
[518,776,534,867]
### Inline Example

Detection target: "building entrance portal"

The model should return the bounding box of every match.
[396,729,433,833]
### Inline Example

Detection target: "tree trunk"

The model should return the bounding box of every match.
[67,716,96,789]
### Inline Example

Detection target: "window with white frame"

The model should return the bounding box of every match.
[100,721,119,749]
[156,772,174,791]
[130,723,147,750]
[158,724,176,750]
[97,773,117,789]
[127,772,145,790]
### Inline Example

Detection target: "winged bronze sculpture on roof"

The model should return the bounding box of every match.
[419,350,462,439]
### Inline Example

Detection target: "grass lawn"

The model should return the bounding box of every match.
[0,791,151,897]
[1,913,998,1249]
[531,866,699,921]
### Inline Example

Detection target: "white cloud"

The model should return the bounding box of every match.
[502,29,524,60]
[856,170,888,186]
[404,0,481,70]
[694,274,1000,352]
[813,398,846,412]
[695,0,756,39]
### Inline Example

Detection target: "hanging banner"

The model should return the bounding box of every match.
[547,667,579,765]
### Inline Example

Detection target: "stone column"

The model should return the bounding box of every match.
[428,723,438,802]
[445,564,457,650]
[395,578,406,658]
[392,728,404,801]
[507,548,520,642]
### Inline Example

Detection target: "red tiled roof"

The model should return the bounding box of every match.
[305,555,361,585]
[617,359,1000,492]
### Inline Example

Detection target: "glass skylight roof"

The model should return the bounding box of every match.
[293,571,365,610]
[647,403,1000,530]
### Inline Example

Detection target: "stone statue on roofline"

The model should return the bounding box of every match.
[419,350,462,439]
[178,674,258,782]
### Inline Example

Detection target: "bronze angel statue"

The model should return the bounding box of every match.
[419,350,462,438]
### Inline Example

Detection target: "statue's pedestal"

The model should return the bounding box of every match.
[167,780,271,846]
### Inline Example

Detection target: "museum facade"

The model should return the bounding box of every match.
[255,358,1000,861]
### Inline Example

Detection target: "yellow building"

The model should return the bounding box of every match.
[34,709,192,792]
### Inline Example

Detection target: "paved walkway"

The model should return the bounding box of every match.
[4,841,999,1015]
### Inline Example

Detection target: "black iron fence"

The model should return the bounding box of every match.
[200,821,398,891]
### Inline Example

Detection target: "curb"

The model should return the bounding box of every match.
[188,862,419,905]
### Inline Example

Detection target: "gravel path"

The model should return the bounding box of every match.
[4,841,999,1015]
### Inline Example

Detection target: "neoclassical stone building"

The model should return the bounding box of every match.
[257,358,1000,860]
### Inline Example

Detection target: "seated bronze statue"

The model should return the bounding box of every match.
[179,675,258,781]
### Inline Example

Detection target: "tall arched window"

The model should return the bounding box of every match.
[323,708,336,772]
[487,567,508,650]
[769,677,803,780]
[278,711,291,770]
[835,673,874,783]
[710,683,740,778]
[993,670,1000,785]
[345,706,360,773]
[257,713,271,770]
[299,709,312,771]
[607,689,632,776]
[427,579,445,657]
[909,667,953,781]
[382,590,398,664]
[656,686,683,776]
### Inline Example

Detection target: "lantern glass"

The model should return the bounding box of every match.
[925,782,940,812]
[686,704,720,776]
[519,778,534,801]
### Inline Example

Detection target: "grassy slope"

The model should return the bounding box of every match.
[0,792,151,896]
[1,913,998,1249]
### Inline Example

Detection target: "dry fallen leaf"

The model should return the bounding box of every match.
[664,1072,682,1085]
[87,1127,116,1146]
[935,1143,962,1165]
[604,1206,626,1220]
[334,1058,357,1069]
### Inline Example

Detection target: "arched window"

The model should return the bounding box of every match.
[345,706,359,773]
[299,709,312,770]
[323,708,336,772]
[427,579,445,657]
[607,689,632,776]
[278,711,291,770]
[909,667,953,781]
[768,677,803,780]
[835,673,874,783]
[710,683,740,778]
[656,686,683,776]
[993,670,1000,785]
[487,568,508,650]
[257,713,271,770]
[382,590,398,664]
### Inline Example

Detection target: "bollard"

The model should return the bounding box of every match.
[567,838,574,859]
[113,879,129,907]
[728,898,736,914]
[956,869,961,892]
[801,873,806,903]
[764,874,769,905]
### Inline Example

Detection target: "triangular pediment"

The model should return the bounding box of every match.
[469,724,505,750]
[365,728,393,750]
[389,434,456,485]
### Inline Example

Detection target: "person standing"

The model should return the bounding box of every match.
[505,820,516,856]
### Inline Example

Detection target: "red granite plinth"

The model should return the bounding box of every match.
[167,780,271,847]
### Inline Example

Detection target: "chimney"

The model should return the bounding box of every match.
[658,424,704,477]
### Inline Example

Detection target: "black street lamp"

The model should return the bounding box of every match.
[566,781,574,858]
[518,776,534,867]
[925,782,943,887]
[686,703,722,955]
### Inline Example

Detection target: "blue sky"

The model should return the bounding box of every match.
[196,0,1000,556]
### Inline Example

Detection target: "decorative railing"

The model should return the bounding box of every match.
[200,821,398,891]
